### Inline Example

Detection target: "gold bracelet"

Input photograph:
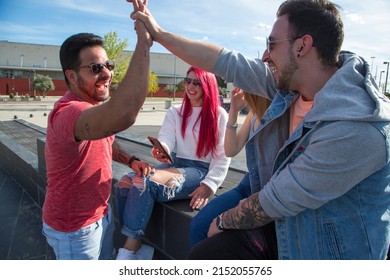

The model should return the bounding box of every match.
[226,123,238,130]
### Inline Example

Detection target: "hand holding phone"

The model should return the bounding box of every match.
[147,136,174,164]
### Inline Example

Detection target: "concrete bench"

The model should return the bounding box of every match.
[0,120,245,259]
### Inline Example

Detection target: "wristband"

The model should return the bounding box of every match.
[128,156,140,167]
[226,123,238,130]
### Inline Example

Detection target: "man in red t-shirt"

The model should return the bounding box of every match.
[42,6,154,260]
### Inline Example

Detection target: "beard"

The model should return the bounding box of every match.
[276,51,298,91]
[76,74,110,102]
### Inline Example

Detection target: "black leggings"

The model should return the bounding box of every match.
[188,223,278,260]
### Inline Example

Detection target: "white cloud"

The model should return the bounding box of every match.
[1,0,388,71]
[253,36,265,42]
[198,36,209,42]
[344,12,365,25]
[254,23,272,31]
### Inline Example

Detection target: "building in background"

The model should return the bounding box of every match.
[0,41,190,98]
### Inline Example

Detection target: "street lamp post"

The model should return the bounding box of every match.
[32,70,36,97]
[384,62,389,95]
[379,70,385,92]
[370,56,375,72]
[12,75,15,93]
[375,65,378,81]
[28,71,31,94]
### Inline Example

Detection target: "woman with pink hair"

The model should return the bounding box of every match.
[115,66,231,260]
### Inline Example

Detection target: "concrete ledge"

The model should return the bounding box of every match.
[0,131,46,207]
[1,123,245,259]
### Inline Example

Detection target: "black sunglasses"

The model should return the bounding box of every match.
[75,59,115,74]
[183,77,202,88]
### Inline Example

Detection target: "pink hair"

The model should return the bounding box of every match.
[180,66,220,158]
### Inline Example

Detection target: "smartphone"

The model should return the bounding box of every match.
[147,136,174,164]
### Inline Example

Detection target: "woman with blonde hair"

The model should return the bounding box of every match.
[189,88,277,259]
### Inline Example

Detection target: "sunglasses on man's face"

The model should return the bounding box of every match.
[265,36,301,53]
[75,59,115,74]
[183,77,202,88]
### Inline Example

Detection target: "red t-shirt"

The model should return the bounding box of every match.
[42,91,114,232]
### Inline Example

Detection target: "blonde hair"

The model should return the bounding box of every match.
[243,92,271,120]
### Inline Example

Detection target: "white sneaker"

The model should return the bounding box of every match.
[116,248,137,260]
[135,244,154,260]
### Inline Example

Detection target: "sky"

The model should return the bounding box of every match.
[1,0,389,82]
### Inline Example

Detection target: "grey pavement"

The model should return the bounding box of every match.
[0,168,55,259]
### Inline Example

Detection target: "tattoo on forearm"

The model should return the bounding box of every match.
[223,193,273,229]
[84,123,91,136]
[83,122,116,138]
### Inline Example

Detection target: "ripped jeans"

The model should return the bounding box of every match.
[115,156,209,240]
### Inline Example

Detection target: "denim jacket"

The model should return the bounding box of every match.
[214,49,390,259]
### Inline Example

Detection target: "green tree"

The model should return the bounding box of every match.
[104,31,130,85]
[32,74,55,97]
[104,31,160,93]
[216,75,227,90]
[164,84,176,99]
[219,87,228,98]
[149,72,159,97]
[177,80,185,93]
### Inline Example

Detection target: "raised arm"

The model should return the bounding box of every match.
[225,88,252,157]
[74,15,151,140]
[128,0,222,72]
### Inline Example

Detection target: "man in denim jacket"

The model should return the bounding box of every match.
[130,0,390,259]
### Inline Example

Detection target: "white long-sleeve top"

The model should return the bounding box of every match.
[158,105,231,193]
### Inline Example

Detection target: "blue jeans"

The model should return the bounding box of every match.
[115,157,209,240]
[189,173,251,247]
[42,204,115,260]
